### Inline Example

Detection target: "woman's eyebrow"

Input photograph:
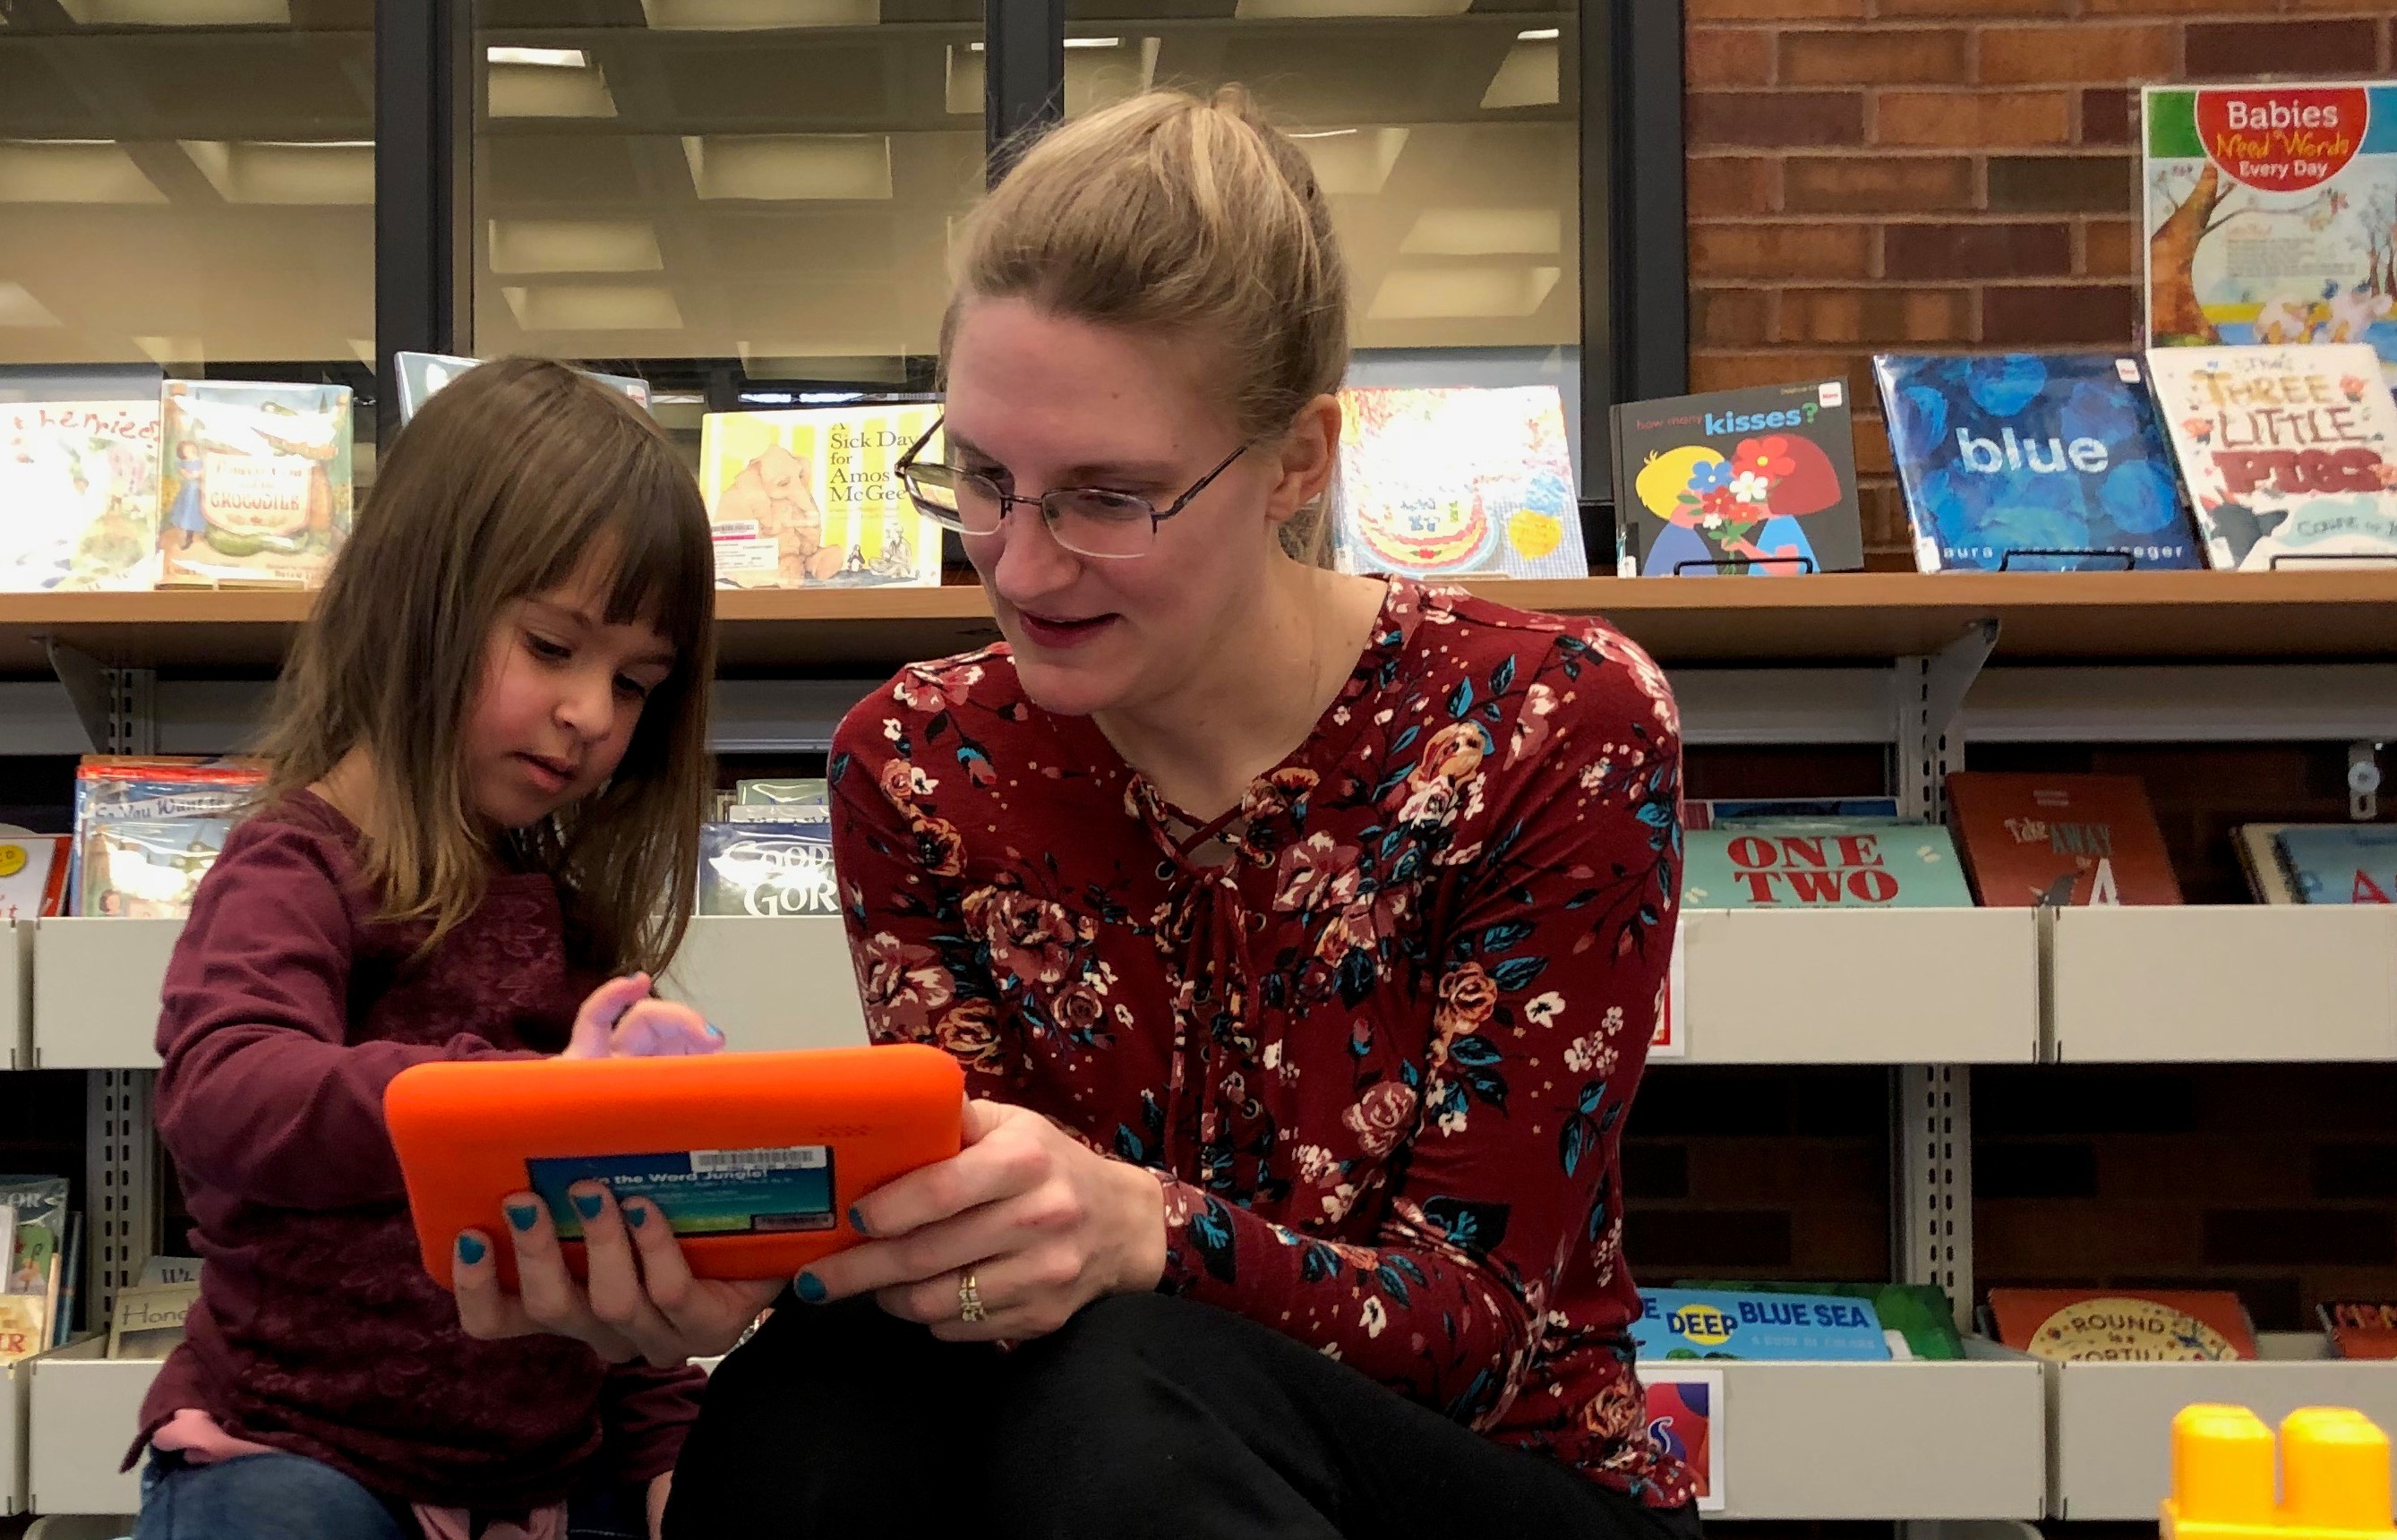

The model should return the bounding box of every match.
[944,432,1180,483]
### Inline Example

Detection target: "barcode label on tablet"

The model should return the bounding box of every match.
[691,1146,827,1173]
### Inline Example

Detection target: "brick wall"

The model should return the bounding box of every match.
[1683,0,2397,565]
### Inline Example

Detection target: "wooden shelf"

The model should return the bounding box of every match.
[8,569,2397,678]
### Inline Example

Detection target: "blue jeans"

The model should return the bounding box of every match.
[134,1449,646,1540]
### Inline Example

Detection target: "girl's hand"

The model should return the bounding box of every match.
[565,974,722,1059]
[796,1099,1167,1342]
[452,1183,782,1367]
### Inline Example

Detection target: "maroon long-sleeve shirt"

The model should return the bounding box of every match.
[130,791,703,1510]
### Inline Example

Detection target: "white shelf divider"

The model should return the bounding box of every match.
[30,920,178,1072]
[2050,1331,2397,1519]
[2050,908,2397,1063]
[659,916,868,1053]
[3,1352,27,1517]
[26,1340,154,1518]
[1711,1340,2046,1519]
[1678,909,2040,1065]
[4,920,28,1072]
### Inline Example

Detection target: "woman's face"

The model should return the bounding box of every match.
[942,296,1297,721]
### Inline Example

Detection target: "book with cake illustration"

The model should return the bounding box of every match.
[1986,1288,2257,1361]
[1682,822,1973,909]
[158,379,354,588]
[2144,82,2397,387]
[2268,823,2397,903]
[1331,385,1586,580]
[1613,379,1862,578]
[2144,343,2397,570]
[1875,352,2202,572]
[1947,772,2183,906]
[698,404,943,589]
[0,398,163,591]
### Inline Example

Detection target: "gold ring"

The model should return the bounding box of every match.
[958,1271,988,1325]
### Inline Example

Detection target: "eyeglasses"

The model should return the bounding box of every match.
[895,415,1254,561]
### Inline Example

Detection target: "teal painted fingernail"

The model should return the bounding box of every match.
[505,1202,540,1232]
[457,1234,487,1264]
[847,1205,869,1236]
[706,1022,725,1040]
[625,1203,648,1229]
[571,1191,605,1220]
[795,1272,827,1305]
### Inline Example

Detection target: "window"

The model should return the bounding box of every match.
[0,3,376,375]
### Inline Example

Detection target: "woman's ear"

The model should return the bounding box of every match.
[1262,394,1342,529]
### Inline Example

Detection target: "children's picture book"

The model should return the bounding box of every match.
[1875,353,2204,572]
[0,831,68,924]
[107,1280,200,1359]
[2233,823,2305,903]
[1641,1370,1725,1513]
[1676,1279,1964,1360]
[1683,797,1902,831]
[699,824,839,917]
[698,405,943,589]
[1614,380,1863,578]
[2144,82,2397,386]
[158,380,354,588]
[2144,344,2397,570]
[2320,1300,2397,1358]
[1986,1288,2257,1362]
[1331,386,1585,580]
[1634,1288,1892,1362]
[394,352,652,424]
[726,777,831,824]
[69,756,263,914]
[1681,823,1974,909]
[0,399,163,592]
[2270,822,2397,903]
[1,1176,68,1365]
[1947,772,2183,906]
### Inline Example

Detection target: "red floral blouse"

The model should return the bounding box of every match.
[829,578,1691,1504]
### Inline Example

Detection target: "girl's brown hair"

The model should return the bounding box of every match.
[944,85,1350,564]
[259,356,715,974]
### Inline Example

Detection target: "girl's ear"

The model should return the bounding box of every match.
[1263,394,1341,529]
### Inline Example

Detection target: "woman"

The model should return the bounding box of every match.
[467,86,1691,1539]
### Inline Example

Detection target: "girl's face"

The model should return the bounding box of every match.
[463,557,676,829]
[942,297,1320,721]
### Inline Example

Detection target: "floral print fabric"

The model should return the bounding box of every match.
[829,578,1691,1505]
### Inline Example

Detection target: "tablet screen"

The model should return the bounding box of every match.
[526,1145,839,1239]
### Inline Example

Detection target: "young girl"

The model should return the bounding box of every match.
[130,357,723,1540]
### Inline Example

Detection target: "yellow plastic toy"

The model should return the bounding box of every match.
[2163,1405,2394,1540]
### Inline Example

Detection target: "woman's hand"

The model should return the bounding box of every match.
[796,1098,1168,1342]
[452,1183,782,1367]
[564,974,722,1060]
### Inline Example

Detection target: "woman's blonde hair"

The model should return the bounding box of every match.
[945,85,1350,564]
[259,356,716,974]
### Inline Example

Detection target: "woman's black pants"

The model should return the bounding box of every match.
[664,1289,1704,1540]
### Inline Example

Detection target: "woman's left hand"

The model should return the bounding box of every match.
[799,1098,1167,1341]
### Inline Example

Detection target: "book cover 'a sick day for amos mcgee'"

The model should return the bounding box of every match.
[2144,81,2397,385]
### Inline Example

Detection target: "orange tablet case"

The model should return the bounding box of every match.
[385,1045,963,1290]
